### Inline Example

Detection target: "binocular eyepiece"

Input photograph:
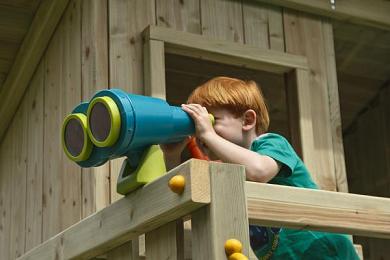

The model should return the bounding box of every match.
[62,89,197,168]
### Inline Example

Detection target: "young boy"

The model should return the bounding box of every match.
[162,76,359,259]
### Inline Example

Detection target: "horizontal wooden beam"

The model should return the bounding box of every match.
[143,25,309,74]
[246,182,390,238]
[0,0,69,143]
[255,0,390,31]
[19,159,211,260]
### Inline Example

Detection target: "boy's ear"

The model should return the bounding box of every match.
[242,109,256,131]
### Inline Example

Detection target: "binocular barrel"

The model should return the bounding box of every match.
[62,89,195,167]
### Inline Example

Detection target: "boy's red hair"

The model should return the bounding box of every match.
[187,76,269,134]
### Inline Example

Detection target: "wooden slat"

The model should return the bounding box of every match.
[285,70,303,157]
[156,0,201,34]
[108,0,156,203]
[0,0,41,11]
[242,1,270,49]
[143,39,166,99]
[19,159,211,260]
[200,0,244,43]
[9,88,28,259]
[254,0,390,31]
[0,72,5,86]
[143,34,180,260]
[246,182,390,238]
[267,5,285,51]
[144,25,309,74]
[0,41,20,60]
[284,10,337,191]
[145,220,184,260]
[0,120,13,259]
[293,69,318,181]
[108,1,156,257]
[25,63,44,251]
[0,58,12,73]
[192,162,250,259]
[0,0,70,142]
[42,0,82,241]
[322,20,349,193]
[81,0,110,219]
[0,5,33,43]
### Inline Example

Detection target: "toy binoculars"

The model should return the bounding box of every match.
[62,89,212,194]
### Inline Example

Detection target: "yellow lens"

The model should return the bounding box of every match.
[87,96,121,147]
[62,113,92,162]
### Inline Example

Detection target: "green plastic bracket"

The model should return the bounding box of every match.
[117,145,167,195]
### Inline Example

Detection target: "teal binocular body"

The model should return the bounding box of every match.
[62,89,196,194]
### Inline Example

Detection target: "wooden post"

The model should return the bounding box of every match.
[191,162,250,259]
[143,38,166,99]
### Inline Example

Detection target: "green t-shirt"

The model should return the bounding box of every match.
[249,133,359,260]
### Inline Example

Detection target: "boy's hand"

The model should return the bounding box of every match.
[181,104,216,142]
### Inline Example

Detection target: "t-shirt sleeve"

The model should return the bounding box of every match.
[251,134,298,177]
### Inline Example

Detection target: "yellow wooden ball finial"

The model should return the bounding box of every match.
[224,238,243,256]
[228,252,248,260]
[168,175,186,194]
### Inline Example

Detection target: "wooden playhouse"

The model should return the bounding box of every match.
[0,0,389,259]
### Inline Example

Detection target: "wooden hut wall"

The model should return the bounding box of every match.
[344,85,390,259]
[0,0,348,258]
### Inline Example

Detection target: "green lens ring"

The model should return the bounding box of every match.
[87,96,121,147]
[62,113,93,162]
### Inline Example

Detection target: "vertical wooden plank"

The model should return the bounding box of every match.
[145,220,183,260]
[0,125,13,259]
[143,39,166,99]
[143,34,183,259]
[267,6,285,51]
[200,0,244,43]
[106,242,138,260]
[25,63,44,251]
[43,0,82,241]
[81,0,110,219]
[284,10,336,191]
[322,20,349,193]
[9,97,28,259]
[156,0,201,34]
[108,0,156,203]
[242,1,269,49]
[294,69,318,179]
[108,0,155,258]
[191,162,250,260]
[285,70,303,157]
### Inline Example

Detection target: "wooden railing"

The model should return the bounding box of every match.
[19,160,390,259]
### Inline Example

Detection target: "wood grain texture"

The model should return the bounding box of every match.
[246,181,390,238]
[191,162,250,260]
[143,39,166,99]
[156,0,201,33]
[9,84,28,259]
[25,63,44,251]
[284,10,336,191]
[200,0,244,43]
[322,20,349,193]
[42,0,82,241]
[19,159,211,260]
[253,0,390,30]
[81,0,110,219]
[0,0,69,142]
[145,25,309,74]
[108,0,156,204]
[145,221,183,260]
[0,118,13,259]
